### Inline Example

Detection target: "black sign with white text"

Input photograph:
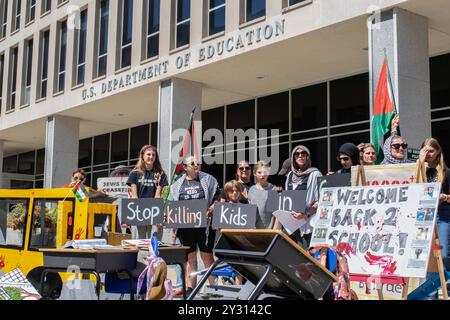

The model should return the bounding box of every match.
[121,198,164,226]
[165,199,208,229]
[266,190,307,213]
[212,202,257,229]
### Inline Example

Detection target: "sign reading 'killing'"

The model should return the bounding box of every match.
[212,202,257,229]
[165,199,208,229]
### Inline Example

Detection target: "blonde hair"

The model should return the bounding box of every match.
[224,180,241,197]
[253,161,270,175]
[421,138,447,182]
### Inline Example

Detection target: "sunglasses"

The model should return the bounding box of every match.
[294,151,308,158]
[238,166,251,171]
[337,156,350,161]
[186,161,200,167]
[391,143,408,150]
[73,176,85,181]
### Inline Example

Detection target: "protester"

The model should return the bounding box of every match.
[220,160,254,203]
[110,165,131,177]
[248,161,277,229]
[420,138,450,273]
[328,143,360,175]
[169,155,219,295]
[222,180,245,285]
[61,169,87,188]
[126,145,168,239]
[285,145,322,249]
[358,143,377,165]
[381,135,411,165]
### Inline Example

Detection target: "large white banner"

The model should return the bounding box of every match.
[310,183,441,278]
[351,163,418,186]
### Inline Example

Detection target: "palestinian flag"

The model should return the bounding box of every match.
[371,57,397,164]
[72,181,88,202]
[173,108,199,182]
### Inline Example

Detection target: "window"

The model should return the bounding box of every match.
[258,92,289,136]
[284,0,310,8]
[12,0,20,32]
[130,124,149,158]
[430,53,450,109]
[41,0,51,15]
[26,0,36,23]
[244,0,265,23]
[29,199,61,250]
[145,0,160,59]
[93,133,110,165]
[330,73,369,126]
[174,0,190,48]
[22,38,33,105]
[0,0,8,38]
[3,155,17,173]
[95,0,109,77]
[0,199,30,248]
[292,82,328,132]
[38,29,50,99]
[74,10,87,86]
[119,0,133,69]
[35,148,45,175]
[7,46,18,111]
[0,53,4,111]
[207,0,225,36]
[18,151,35,175]
[55,20,67,93]
[151,122,158,147]
[79,137,93,168]
[111,129,129,162]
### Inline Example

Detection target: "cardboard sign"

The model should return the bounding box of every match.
[310,183,441,278]
[351,163,418,186]
[212,202,257,229]
[165,199,208,229]
[97,177,129,198]
[266,190,307,213]
[121,198,164,226]
[317,173,351,194]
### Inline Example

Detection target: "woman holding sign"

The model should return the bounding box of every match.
[420,138,450,273]
[126,145,168,239]
[285,145,322,249]
[169,156,219,295]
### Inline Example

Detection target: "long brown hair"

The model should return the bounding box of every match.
[134,145,165,178]
[421,138,447,182]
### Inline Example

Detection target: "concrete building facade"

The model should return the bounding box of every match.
[0,0,449,188]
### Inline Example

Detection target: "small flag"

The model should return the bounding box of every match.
[72,181,88,202]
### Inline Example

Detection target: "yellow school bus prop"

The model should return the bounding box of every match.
[0,188,117,297]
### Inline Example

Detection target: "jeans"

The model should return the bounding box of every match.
[437,215,450,271]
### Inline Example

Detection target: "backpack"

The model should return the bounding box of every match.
[136,242,173,300]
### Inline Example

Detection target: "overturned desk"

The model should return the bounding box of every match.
[39,248,138,300]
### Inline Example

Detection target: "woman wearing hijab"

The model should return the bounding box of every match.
[381,135,412,165]
[285,145,323,249]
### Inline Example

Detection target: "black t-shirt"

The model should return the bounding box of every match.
[126,170,168,198]
[179,178,206,200]
[219,181,254,204]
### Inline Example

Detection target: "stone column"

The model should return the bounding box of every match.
[369,7,431,149]
[44,115,80,188]
[158,78,202,181]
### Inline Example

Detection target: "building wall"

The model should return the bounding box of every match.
[0,0,407,131]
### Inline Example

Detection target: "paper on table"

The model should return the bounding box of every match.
[272,210,307,235]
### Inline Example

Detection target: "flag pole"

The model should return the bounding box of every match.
[62,180,80,202]
[383,48,399,114]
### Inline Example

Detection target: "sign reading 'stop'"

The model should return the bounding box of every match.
[121,198,164,226]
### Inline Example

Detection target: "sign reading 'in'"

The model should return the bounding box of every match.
[266,190,307,213]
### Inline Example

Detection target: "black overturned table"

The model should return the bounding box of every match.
[39,248,138,300]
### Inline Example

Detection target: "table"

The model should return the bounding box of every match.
[39,248,138,300]
[140,246,190,299]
